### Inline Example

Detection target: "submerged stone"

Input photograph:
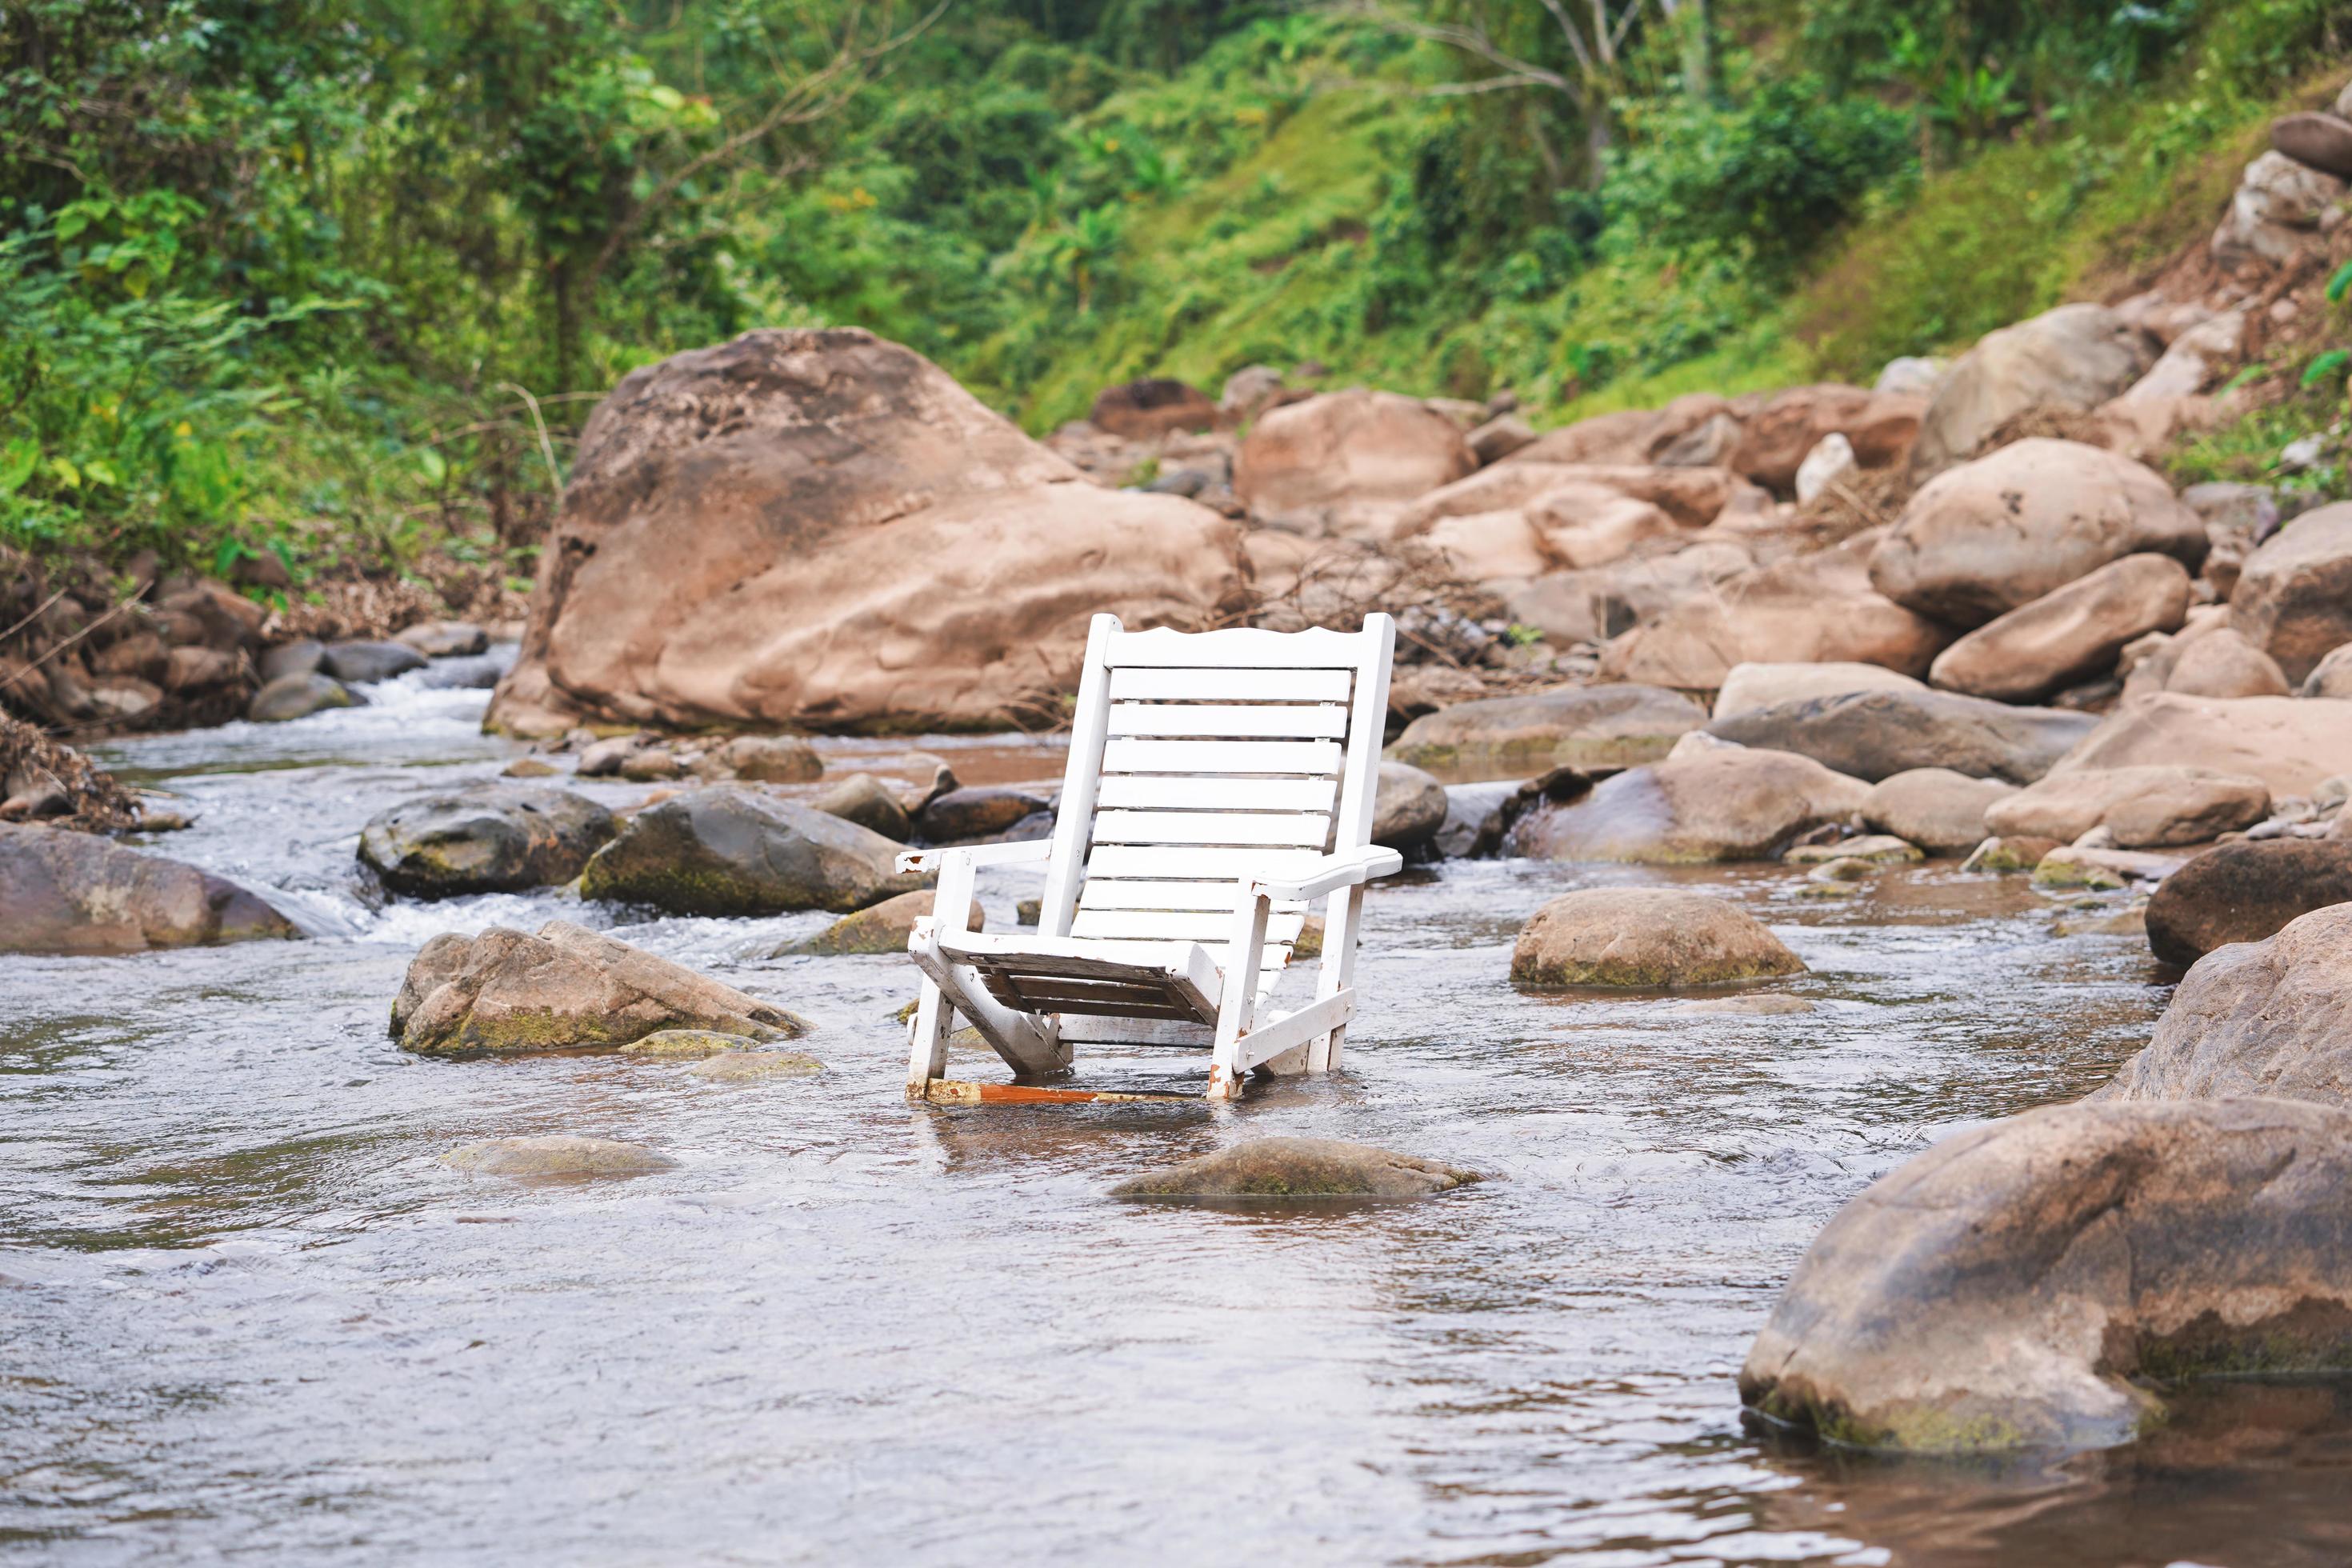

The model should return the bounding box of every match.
[442,1135,676,1178]
[1512,887,1806,987]
[688,1051,825,1081]
[618,1029,764,1058]
[1110,1137,1478,1201]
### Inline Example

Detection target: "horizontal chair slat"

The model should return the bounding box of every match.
[1102,738,1342,775]
[1070,909,1306,944]
[1080,880,1308,913]
[1086,845,1326,882]
[1107,702,1350,739]
[1107,624,1374,669]
[1107,666,1354,703]
[1091,809,1330,848]
[1094,774,1338,813]
[1056,1018,1215,1047]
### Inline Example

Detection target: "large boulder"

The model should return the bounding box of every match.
[2052,693,2352,798]
[1984,766,2271,850]
[1872,439,2206,626]
[0,823,298,955]
[1510,886,1804,986]
[1926,554,2191,702]
[2162,626,2291,698]
[2230,504,2352,684]
[2104,903,2352,1099]
[393,920,805,1054]
[1386,685,1706,777]
[1110,1138,1478,1201]
[1232,388,1474,538]
[2141,841,2352,966]
[358,786,617,898]
[1739,1097,2352,1452]
[1859,768,2018,856]
[1508,746,1870,862]
[1599,534,1951,690]
[1908,304,2159,478]
[1706,689,2098,784]
[484,330,1242,738]
[578,787,918,914]
[1713,662,1926,720]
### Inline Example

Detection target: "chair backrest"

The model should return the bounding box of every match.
[1035,614,1396,998]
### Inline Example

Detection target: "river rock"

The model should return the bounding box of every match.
[2162,626,2292,698]
[1859,769,2018,855]
[2106,902,2352,1100]
[1398,460,1747,532]
[1110,1137,1478,1201]
[689,1050,826,1081]
[320,639,427,684]
[484,329,1242,738]
[1783,834,1921,865]
[1599,533,1951,689]
[394,919,804,1053]
[2052,692,2352,797]
[1706,689,2097,784]
[443,1136,677,1178]
[395,621,490,658]
[1509,746,1869,862]
[698,734,824,784]
[357,786,617,898]
[618,1029,764,1058]
[0,823,298,954]
[1714,662,1926,720]
[2141,841,2352,966]
[246,670,359,722]
[1466,413,1536,464]
[918,786,1050,843]
[1739,1097,2352,1452]
[1983,766,2271,850]
[807,772,913,840]
[1730,384,1922,494]
[2273,110,2352,178]
[1907,305,2159,478]
[258,639,325,683]
[1090,378,1217,440]
[2230,504,2352,684]
[1387,685,1705,775]
[1961,834,2062,872]
[2030,845,2184,889]
[1927,554,2191,702]
[1507,540,1757,647]
[1512,887,1805,986]
[2213,150,2348,271]
[1233,388,1475,538]
[1371,762,1447,850]
[782,888,984,956]
[1873,440,2206,626]
[2302,642,2352,698]
[579,787,918,915]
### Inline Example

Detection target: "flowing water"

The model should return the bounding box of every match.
[5,667,2350,1566]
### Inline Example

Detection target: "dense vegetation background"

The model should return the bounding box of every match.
[3,0,2347,595]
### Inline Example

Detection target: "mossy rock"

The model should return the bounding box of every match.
[1111,1137,1478,1202]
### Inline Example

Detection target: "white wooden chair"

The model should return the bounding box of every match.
[899,613,1401,1103]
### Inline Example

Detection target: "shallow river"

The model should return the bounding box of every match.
[6,670,2350,1566]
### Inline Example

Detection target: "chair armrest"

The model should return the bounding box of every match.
[895,838,1055,875]
[1249,846,1404,902]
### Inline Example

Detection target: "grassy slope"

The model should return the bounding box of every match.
[959,37,2332,436]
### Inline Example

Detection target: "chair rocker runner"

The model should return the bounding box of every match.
[899,612,1402,1103]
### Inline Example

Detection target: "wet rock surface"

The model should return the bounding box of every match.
[1110,1138,1479,1201]
[443,1135,677,1178]
[0,822,298,955]
[1371,761,1447,850]
[1984,766,2271,850]
[1740,1098,2352,1453]
[1387,684,1706,775]
[394,920,804,1054]
[2142,840,2352,966]
[579,788,918,915]
[1511,887,1806,986]
[1859,769,2018,856]
[358,786,616,898]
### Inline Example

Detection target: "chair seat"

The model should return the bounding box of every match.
[935,930,1225,1024]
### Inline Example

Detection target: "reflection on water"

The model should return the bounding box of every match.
[2,684,2346,1563]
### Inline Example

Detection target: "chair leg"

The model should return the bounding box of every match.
[904,970,954,1099]
[1206,889,1271,1102]
[906,930,1070,1077]
[1308,883,1366,1074]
